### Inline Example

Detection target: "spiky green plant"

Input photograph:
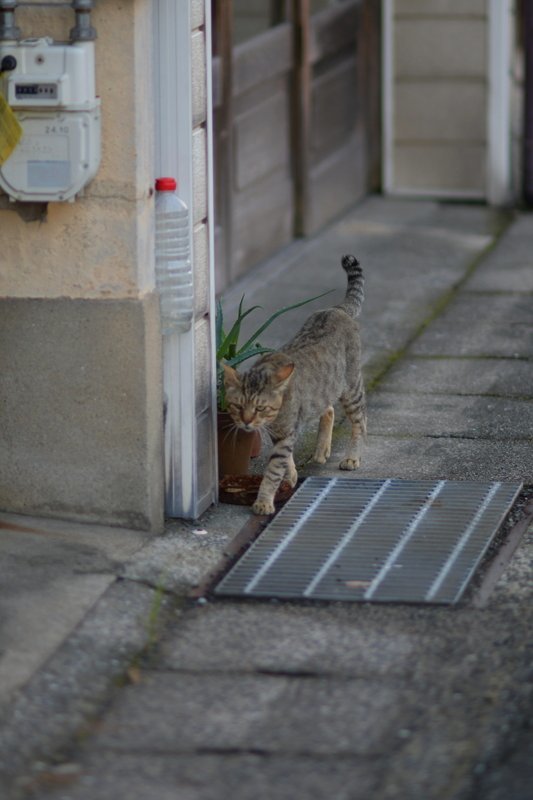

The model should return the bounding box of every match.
[216,291,331,410]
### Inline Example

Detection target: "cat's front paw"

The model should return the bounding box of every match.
[252,498,275,515]
[339,457,360,470]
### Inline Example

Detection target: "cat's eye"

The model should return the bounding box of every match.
[256,405,266,412]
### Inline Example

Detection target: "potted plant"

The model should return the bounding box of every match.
[216,291,330,477]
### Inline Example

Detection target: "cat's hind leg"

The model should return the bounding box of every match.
[339,388,366,470]
[313,406,334,464]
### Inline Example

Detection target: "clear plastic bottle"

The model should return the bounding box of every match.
[154,177,194,334]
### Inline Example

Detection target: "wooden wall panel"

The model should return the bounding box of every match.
[309,1,360,63]
[235,92,291,190]
[305,0,370,234]
[216,21,295,285]
[214,0,382,286]
[233,23,293,95]
[233,170,294,279]
[310,57,359,164]
[308,128,366,233]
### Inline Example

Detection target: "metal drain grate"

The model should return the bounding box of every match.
[214,478,522,604]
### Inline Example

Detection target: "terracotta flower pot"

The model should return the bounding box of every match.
[250,430,262,458]
[217,412,261,476]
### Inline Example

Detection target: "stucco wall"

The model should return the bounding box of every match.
[0,0,155,298]
[0,0,165,531]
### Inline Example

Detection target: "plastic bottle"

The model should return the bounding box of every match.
[154,177,194,334]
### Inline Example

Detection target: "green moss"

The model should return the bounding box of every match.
[364,214,515,395]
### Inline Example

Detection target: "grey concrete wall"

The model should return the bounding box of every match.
[0,295,164,530]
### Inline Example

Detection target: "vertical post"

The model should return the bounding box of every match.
[362,0,382,192]
[217,0,234,285]
[292,0,311,236]
[487,0,512,205]
[381,0,394,195]
[523,0,533,204]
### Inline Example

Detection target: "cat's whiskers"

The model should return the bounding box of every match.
[220,419,241,450]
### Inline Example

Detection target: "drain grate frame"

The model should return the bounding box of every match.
[214,478,522,605]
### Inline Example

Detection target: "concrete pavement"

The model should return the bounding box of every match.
[1,196,532,799]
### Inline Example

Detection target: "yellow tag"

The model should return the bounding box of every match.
[0,90,22,165]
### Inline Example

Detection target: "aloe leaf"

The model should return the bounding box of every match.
[225,346,273,368]
[240,289,333,352]
[218,381,227,411]
[217,303,263,361]
[215,299,224,350]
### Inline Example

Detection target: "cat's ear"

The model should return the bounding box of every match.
[273,362,294,387]
[222,362,241,388]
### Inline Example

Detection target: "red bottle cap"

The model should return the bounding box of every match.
[155,177,177,191]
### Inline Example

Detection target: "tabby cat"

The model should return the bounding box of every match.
[223,254,366,515]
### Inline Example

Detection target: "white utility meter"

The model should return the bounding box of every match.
[0,36,100,202]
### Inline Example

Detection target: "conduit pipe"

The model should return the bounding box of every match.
[70,0,96,42]
[0,1,97,43]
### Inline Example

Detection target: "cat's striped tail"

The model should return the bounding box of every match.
[338,254,364,317]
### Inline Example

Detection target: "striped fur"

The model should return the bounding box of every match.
[337,254,364,317]
[223,255,366,515]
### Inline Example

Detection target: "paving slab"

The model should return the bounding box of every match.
[36,569,533,800]
[350,196,506,236]
[378,356,533,397]
[487,524,533,608]
[158,603,415,676]
[0,579,166,784]
[305,435,533,483]
[21,753,378,800]
[470,719,533,800]
[119,502,249,593]
[366,391,533,440]
[409,293,533,358]
[465,214,533,292]
[87,671,403,757]
[221,197,499,379]
[251,390,533,483]
[0,513,146,709]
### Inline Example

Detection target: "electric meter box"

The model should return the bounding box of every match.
[0,37,100,202]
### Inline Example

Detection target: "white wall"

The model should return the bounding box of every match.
[383,0,517,203]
